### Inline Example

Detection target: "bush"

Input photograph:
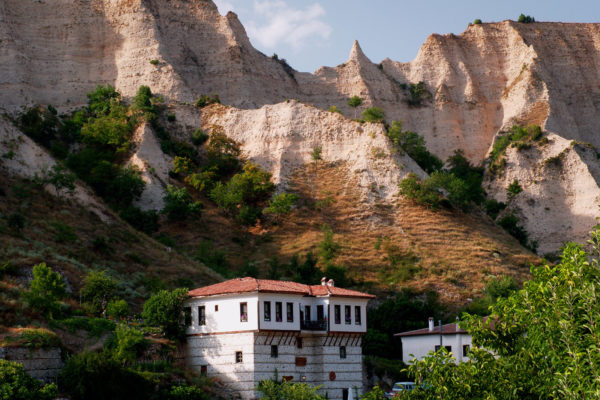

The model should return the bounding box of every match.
[257,379,325,400]
[399,173,443,209]
[328,105,342,114]
[0,359,58,400]
[386,121,442,174]
[51,221,77,243]
[131,85,156,119]
[507,179,523,199]
[149,59,159,65]
[168,384,209,400]
[45,164,76,199]
[205,126,241,178]
[80,270,118,316]
[191,129,209,146]
[473,19,482,24]
[195,94,220,108]
[167,114,176,122]
[87,85,120,117]
[362,107,385,123]
[106,299,130,320]
[518,13,535,23]
[195,241,230,277]
[264,193,299,215]
[0,328,61,349]
[319,224,341,263]
[162,185,203,222]
[18,107,60,147]
[141,288,189,339]
[484,198,506,220]
[311,146,322,161]
[57,317,116,337]
[407,81,430,107]
[112,324,148,364]
[25,263,66,319]
[497,213,529,248]
[59,351,152,400]
[119,206,159,234]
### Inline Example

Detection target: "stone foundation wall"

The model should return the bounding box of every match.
[0,347,63,382]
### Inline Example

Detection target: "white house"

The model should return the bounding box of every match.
[394,317,472,365]
[184,277,375,400]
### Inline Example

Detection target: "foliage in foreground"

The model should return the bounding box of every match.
[141,288,189,339]
[399,230,600,399]
[24,263,66,319]
[0,360,57,400]
[257,378,324,400]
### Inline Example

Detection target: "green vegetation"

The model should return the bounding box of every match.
[80,270,118,316]
[141,288,189,339]
[473,19,482,24]
[407,81,430,107]
[463,275,519,316]
[318,224,341,263]
[24,263,66,318]
[484,198,506,220]
[106,299,129,320]
[327,105,342,114]
[0,359,58,400]
[347,95,363,118]
[497,212,535,251]
[162,186,203,222]
[489,125,543,173]
[194,94,220,108]
[386,121,442,174]
[149,59,159,65]
[517,13,535,23]
[362,107,385,123]
[399,232,600,399]
[507,179,523,199]
[311,145,323,161]
[55,317,116,338]
[264,193,299,216]
[0,328,61,349]
[257,375,325,400]
[191,129,209,146]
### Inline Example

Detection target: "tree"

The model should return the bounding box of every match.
[80,270,118,316]
[401,231,600,399]
[45,164,76,200]
[141,288,189,339]
[362,107,385,123]
[347,96,363,118]
[257,378,325,400]
[507,179,523,199]
[25,263,66,319]
[386,121,442,174]
[0,359,58,400]
[517,13,535,23]
[473,19,482,24]
[162,185,203,222]
[264,193,299,216]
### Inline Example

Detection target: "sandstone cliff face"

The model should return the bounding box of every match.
[1,0,599,252]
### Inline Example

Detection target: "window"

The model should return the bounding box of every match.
[345,305,351,324]
[286,302,294,322]
[334,305,341,324]
[198,306,206,326]
[235,351,243,363]
[271,345,278,358]
[215,305,218,312]
[355,306,361,325]
[240,302,248,322]
[445,345,452,353]
[276,302,282,322]
[264,301,271,322]
[339,346,347,359]
[296,337,303,349]
[304,305,311,321]
[184,307,192,326]
[316,305,324,321]
[462,344,470,357]
[200,365,207,376]
[435,345,441,352]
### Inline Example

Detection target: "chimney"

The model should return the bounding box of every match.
[321,277,327,286]
[428,317,434,332]
[327,279,335,287]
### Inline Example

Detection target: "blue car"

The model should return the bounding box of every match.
[385,382,416,398]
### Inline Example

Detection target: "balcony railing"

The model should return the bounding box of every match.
[301,319,327,331]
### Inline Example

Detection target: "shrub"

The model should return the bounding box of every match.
[386,121,443,173]
[185,168,217,193]
[507,179,523,199]
[119,206,159,234]
[399,173,443,209]
[195,94,220,108]
[59,351,152,400]
[112,324,148,364]
[173,156,193,175]
[205,126,241,178]
[141,288,189,339]
[0,328,61,349]
[7,212,26,231]
[264,193,299,215]
[195,241,231,277]
[497,213,529,248]
[0,359,58,400]
[328,105,342,114]
[311,146,322,161]
[57,317,116,337]
[162,185,203,222]
[362,107,385,123]
[484,198,506,220]
[25,263,66,318]
[87,85,120,117]
[191,129,209,146]
[80,270,118,316]
[131,85,156,119]
[106,299,130,320]
[51,221,77,243]
[257,379,325,400]
[80,105,132,152]
[167,114,176,122]
[518,13,535,23]
[45,164,76,199]
[167,384,209,400]
[473,19,482,24]
[18,107,61,147]
[319,224,341,263]
[407,81,430,107]
[347,96,363,108]
[149,59,159,65]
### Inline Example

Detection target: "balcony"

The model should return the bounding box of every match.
[301,319,327,331]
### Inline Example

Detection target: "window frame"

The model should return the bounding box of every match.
[235,351,243,363]
[240,302,248,322]
[264,301,271,322]
[271,345,278,358]
[275,302,283,322]
[339,345,347,359]
[184,306,192,326]
[198,305,206,326]
[462,344,470,357]
[354,305,361,325]
[334,305,341,324]
[344,305,351,325]
[286,302,294,322]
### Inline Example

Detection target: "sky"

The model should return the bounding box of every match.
[213,0,600,72]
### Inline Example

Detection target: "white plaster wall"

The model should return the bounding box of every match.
[258,293,302,331]
[185,293,259,334]
[401,333,472,364]
[328,298,368,333]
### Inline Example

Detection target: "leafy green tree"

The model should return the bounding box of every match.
[80,270,118,316]
[45,164,76,200]
[386,121,442,174]
[191,129,209,146]
[517,13,535,23]
[473,19,482,24]
[141,288,189,339]
[318,224,341,263]
[362,107,385,123]
[264,193,299,215]
[0,359,58,400]
[131,85,156,119]
[112,324,148,365]
[360,386,387,400]
[162,185,203,222]
[205,126,241,178]
[311,146,323,161]
[25,263,66,319]
[106,299,130,320]
[347,96,363,118]
[87,85,120,117]
[257,379,324,400]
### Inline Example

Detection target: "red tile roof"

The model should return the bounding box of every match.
[188,277,375,299]
[394,322,467,337]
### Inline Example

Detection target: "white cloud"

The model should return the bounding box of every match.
[213,0,236,15]
[245,1,332,52]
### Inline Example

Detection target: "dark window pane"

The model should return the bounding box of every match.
[240,302,248,322]
[355,306,361,325]
[264,301,271,322]
[276,302,282,322]
[345,305,351,324]
[198,306,206,326]
[334,305,341,324]
[286,302,294,322]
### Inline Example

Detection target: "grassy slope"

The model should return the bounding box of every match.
[0,175,220,307]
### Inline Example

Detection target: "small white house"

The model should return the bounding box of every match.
[395,317,472,365]
[184,277,375,400]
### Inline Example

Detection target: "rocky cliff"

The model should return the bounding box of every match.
[1,0,599,285]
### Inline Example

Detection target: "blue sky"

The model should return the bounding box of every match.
[213,0,600,72]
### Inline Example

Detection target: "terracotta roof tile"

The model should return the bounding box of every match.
[188,277,375,299]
